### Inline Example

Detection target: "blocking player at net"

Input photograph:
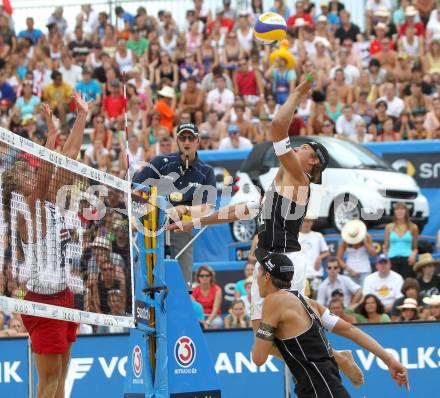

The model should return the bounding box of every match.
[1,92,90,398]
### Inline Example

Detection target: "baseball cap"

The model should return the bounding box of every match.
[331,288,344,297]
[228,124,240,134]
[376,253,389,263]
[255,248,295,283]
[305,140,329,184]
[176,123,199,137]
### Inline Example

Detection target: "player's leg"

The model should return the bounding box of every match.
[334,350,364,387]
[55,343,72,398]
[35,353,62,398]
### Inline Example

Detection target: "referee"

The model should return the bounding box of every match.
[133,123,216,289]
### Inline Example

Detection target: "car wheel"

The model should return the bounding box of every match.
[231,219,257,242]
[331,194,362,232]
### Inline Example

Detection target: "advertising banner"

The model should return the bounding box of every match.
[0,337,28,397]
[2,322,440,398]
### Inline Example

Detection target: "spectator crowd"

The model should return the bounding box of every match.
[192,206,440,329]
[1,0,440,335]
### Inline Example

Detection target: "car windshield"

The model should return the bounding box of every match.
[316,138,391,170]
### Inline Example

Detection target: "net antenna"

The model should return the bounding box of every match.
[122,72,137,325]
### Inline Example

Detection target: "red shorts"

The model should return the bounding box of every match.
[21,288,78,354]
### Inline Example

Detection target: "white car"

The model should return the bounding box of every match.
[229,136,429,242]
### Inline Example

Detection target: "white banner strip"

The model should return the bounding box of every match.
[0,296,136,328]
[0,127,130,192]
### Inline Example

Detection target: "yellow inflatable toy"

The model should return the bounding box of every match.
[269,39,296,70]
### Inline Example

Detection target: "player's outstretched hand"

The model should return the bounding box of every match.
[72,90,92,115]
[388,358,410,392]
[41,102,53,122]
[165,221,194,233]
[292,77,313,97]
[41,102,59,137]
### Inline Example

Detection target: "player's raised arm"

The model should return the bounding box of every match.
[271,79,313,182]
[311,300,410,391]
[62,91,90,160]
[28,103,57,206]
[41,103,58,150]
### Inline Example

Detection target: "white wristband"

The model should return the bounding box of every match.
[321,308,340,331]
[273,137,291,156]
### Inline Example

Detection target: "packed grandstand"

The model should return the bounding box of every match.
[0,0,440,337]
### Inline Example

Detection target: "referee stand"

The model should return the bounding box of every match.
[124,189,221,397]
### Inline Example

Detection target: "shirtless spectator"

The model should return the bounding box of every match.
[375,37,398,71]
[228,102,258,142]
[178,76,204,125]
[200,110,227,148]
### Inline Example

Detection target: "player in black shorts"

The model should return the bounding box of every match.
[251,249,410,398]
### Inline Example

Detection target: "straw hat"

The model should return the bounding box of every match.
[423,294,440,306]
[21,114,37,126]
[405,6,418,17]
[397,298,418,310]
[90,237,112,251]
[413,253,440,273]
[244,276,253,286]
[341,220,367,245]
[376,22,388,31]
[374,6,390,17]
[157,86,175,99]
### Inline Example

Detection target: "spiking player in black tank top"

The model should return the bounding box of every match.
[257,182,309,253]
[251,250,410,398]
[166,79,364,387]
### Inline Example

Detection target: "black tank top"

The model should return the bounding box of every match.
[275,291,351,398]
[257,183,308,253]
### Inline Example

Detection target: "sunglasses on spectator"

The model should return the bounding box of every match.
[199,273,211,278]
[178,135,197,142]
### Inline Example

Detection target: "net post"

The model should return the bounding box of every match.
[124,185,221,397]
[28,338,33,398]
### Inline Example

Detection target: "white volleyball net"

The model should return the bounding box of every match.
[0,127,136,329]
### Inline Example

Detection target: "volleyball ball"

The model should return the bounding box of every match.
[254,12,287,45]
